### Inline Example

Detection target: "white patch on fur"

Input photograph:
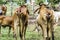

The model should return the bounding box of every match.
[0,9,2,13]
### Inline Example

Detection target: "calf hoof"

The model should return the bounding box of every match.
[13,34,17,40]
[13,34,16,38]
[46,37,50,40]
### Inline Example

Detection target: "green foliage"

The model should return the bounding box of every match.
[48,0,60,4]
[35,0,44,5]
[0,0,26,5]
[0,0,8,4]
[12,0,26,5]
[0,0,4,4]
[18,0,25,5]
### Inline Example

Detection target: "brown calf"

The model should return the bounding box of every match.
[0,15,14,36]
[35,4,54,40]
[13,5,29,40]
[1,5,7,15]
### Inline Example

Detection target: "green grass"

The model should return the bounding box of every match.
[0,29,42,40]
[0,24,60,40]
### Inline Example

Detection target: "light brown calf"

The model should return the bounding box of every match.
[13,5,29,40]
[35,4,54,40]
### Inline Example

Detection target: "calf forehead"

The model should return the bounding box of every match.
[21,7,27,10]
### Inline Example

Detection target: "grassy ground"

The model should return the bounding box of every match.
[0,24,60,40]
[0,24,42,40]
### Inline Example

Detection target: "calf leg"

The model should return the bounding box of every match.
[12,25,17,40]
[20,26,25,40]
[33,26,40,32]
[51,27,54,40]
[19,26,22,40]
[23,22,28,40]
[24,26,27,40]
[8,26,11,36]
[20,25,26,40]
[42,25,47,40]
[51,31,54,40]
[22,26,26,40]
[51,23,54,40]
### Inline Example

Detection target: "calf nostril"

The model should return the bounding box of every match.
[46,14,50,19]
[47,13,50,15]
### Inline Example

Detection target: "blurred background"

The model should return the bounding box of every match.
[0,0,60,40]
